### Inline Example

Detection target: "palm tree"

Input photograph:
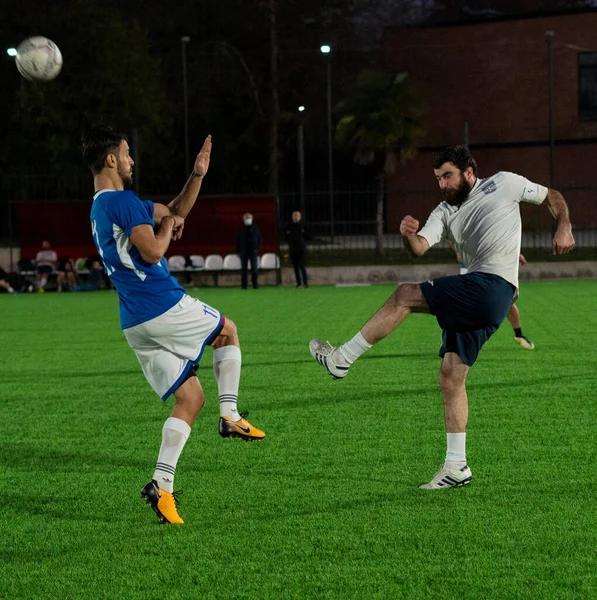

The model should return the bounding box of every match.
[335,69,425,257]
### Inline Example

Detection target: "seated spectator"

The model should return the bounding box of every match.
[0,265,16,294]
[72,259,104,292]
[35,240,57,292]
[57,257,78,292]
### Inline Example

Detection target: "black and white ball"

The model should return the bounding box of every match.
[15,36,63,81]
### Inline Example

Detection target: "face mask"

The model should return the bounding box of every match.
[244,218,253,226]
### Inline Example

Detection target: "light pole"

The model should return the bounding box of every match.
[6,47,18,271]
[320,44,334,243]
[546,30,555,189]
[181,36,191,176]
[297,106,306,217]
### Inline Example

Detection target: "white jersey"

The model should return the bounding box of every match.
[35,249,57,267]
[418,171,547,288]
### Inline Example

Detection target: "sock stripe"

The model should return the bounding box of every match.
[155,463,176,475]
[219,395,238,400]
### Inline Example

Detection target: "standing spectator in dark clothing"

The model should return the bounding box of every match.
[286,210,309,288]
[236,212,261,289]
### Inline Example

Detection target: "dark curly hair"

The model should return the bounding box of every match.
[82,125,128,175]
[433,145,478,175]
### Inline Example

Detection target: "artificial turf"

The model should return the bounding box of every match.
[1,281,595,599]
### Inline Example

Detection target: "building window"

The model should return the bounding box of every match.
[579,52,597,122]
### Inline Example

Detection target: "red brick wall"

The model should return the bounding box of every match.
[383,11,597,232]
[387,143,597,231]
[16,195,280,260]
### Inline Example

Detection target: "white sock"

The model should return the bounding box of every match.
[39,277,47,288]
[153,417,191,493]
[8,286,15,294]
[213,345,242,421]
[338,331,372,364]
[446,433,466,464]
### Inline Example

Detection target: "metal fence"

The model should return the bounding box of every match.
[2,175,596,266]
[278,187,597,265]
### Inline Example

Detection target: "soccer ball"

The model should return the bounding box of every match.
[15,36,63,81]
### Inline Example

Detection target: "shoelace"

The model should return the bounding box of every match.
[171,490,183,505]
[239,411,249,420]
[313,341,333,356]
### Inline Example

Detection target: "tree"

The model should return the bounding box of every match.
[7,0,172,192]
[335,69,425,256]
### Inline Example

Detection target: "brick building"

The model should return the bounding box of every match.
[382,10,597,235]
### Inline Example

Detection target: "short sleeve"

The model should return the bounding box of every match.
[110,192,155,237]
[418,206,447,248]
[503,172,548,205]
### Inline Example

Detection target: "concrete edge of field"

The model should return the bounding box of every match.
[183,261,597,287]
[278,261,597,287]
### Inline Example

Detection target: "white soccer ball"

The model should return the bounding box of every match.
[15,36,63,81]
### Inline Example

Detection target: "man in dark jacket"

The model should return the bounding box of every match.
[286,210,309,288]
[236,212,262,289]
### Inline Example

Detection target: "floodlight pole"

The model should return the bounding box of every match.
[321,45,334,243]
[181,36,191,176]
[297,117,305,217]
[546,30,555,188]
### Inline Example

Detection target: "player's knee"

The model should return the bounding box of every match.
[393,283,419,306]
[439,364,466,393]
[212,318,239,348]
[174,375,205,418]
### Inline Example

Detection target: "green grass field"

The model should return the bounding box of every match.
[1,281,596,600]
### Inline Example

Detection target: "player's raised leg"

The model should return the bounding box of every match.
[420,352,472,489]
[507,303,535,350]
[309,283,430,379]
[212,318,265,441]
[141,374,205,524]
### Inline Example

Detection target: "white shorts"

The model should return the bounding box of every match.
[123,294,223,400]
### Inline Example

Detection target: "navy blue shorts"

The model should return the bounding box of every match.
[420,272,515,367]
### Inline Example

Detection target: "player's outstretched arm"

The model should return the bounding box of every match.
[545,189,575,255]
[168,135,212,219]
[400,215,430,257]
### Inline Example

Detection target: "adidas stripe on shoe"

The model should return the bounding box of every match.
[309,339,350,379]
[419,463,472,490]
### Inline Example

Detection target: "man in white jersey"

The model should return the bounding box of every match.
[82,125,265,524]
[35,240,57,292]
[309,145,574,489]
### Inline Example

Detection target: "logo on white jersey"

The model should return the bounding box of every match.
[481,180,497,195]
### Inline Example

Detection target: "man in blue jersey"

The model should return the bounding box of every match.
[82,125,265,524]
[309,146,574,490]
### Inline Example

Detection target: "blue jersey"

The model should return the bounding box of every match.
[90,190,185,329]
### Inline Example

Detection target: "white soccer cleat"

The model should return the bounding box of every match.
[419,462,472,490]
[515,336,535,350]
[309,339,350,380]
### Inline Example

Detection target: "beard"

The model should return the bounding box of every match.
[118,163,133,189]
[442,175,472,207]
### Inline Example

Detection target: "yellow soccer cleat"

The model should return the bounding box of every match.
[515,336,535,350]
[140,480,184,524]
[218,411,266,441]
